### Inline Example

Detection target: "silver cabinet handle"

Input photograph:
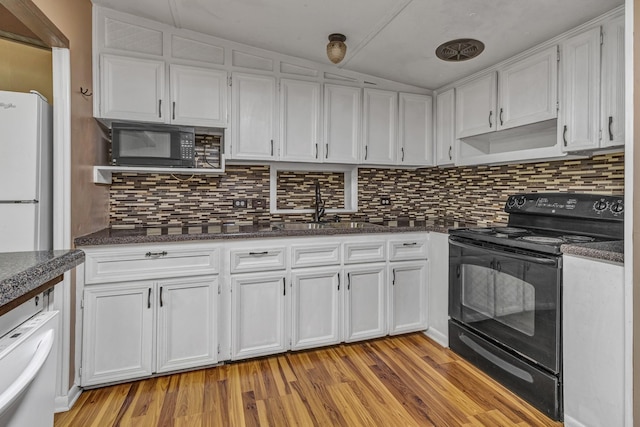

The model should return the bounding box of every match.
[249,251,269,256]
[283,277,286,296]
[172,102,176,120]
[158,99,162,118]
[364,146,368,160]
[337,272,340,291]
[147,288,152,309]
[325,143,329,159]
[401,147,405,162]
[270,139,274,156]
[347,273,351,290]
[499,108,504,126]
[488,110,493,128]
[315,143,318,159]
[392,269,396,286]
[159,286,164,307]
[563,125,568,146]
[402,242,417,246]
[146,251,167,257]
[448,146,452,160]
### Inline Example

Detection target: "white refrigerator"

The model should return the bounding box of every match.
[0,90,52,252]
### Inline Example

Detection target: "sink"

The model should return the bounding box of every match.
[325,222,384,229]
[271,222,327,230]
[272,221,384,230]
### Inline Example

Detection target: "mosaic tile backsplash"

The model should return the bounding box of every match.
[109,152,624,227]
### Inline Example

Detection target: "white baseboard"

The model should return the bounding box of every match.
[424,327,448,348]
[54,384,82,413]
[563,414,586,427]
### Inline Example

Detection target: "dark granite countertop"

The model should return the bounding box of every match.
[0,250,85,311]
[75,220,452,246]
[561,240,624,264]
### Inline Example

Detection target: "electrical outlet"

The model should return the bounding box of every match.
[252,198,266,209]
[233,199,248,208]
[381,197,391,206]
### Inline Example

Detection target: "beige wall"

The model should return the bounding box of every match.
[0,38,53,101]
[31,0,110,240]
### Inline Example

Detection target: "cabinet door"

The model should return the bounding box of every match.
[280,79,321,162]
[455,72,497,138]
[156,276,217,373]
[344,264,387,342]
[100,54,165,122]
[362,89,397,164]
[231,272,288,360]
[435,88,456,165]
[601,15,625,148]
[398,93,433,166]
[291,268,341,350]
[170,65,228,127]
[81,282,154,386]
[389,261,428,335]
[324,84,360,163]
[560,27,601,152]
[231,73,277,160]
[498,46,558,130]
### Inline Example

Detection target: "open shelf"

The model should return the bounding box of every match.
[93,165,225,184]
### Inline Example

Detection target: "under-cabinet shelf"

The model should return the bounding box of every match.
[93,165,225,184]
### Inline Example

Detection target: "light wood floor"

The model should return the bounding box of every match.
[54,333,563,427]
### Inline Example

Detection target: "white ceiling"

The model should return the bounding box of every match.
[91,0,624,90]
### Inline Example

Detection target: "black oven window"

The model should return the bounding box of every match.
[461,263,535,337]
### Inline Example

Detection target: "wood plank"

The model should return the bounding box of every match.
[0,0,68,48]
[55,333,563,427]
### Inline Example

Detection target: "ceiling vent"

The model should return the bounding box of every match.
[435,39,485,62]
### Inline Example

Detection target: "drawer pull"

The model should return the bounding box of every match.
[402,242,417,246]
[249,251,269,256]
[146,251,167,258]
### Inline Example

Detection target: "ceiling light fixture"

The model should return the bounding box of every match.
[435,38,485,62]
[327,33,347,64]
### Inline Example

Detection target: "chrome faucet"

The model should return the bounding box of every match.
[312,180,326,223]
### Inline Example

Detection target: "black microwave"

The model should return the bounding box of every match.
[111,122,195,167]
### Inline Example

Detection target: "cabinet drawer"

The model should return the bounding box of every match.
[84,245,219,284]
[388,237,428,261]
[344,241,386,264]
[291,243,341,268]
[229,247,287,273]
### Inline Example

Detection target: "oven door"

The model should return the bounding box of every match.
[449,237,561,373]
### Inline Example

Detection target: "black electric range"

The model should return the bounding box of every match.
[449,193,624,255]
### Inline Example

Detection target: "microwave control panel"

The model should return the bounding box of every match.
[180,133,195,161]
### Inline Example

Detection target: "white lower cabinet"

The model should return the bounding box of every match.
[230,272,288,360]
[290,268,341,350]
[81,282,154,386]
[81,276,218,386]
[156,277,218,373]
[344,263,387,342]
[389,261,428,335]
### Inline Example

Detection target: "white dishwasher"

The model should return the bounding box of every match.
[0,308,58,427]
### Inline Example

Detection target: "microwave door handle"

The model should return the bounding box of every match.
[449,239,557,266]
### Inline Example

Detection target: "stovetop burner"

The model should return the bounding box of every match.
[561,235,596,243]
[520,236,564,244]
[497,227,528,235]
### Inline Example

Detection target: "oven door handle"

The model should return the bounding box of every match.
[449,239,558,266]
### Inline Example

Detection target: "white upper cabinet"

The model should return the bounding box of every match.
[601,15,625,148]
[455,72,497,139]
[456,47,558,140]
[169,64,228,127]
[560,27,601,152]
[231,72,278,160]
[100,54,166,123]
[435,88,456,166]
[323,84,361,164]
[362,88,398,164]
[279,79,322,162]
[498,46,558,129]
[398,93,433,166]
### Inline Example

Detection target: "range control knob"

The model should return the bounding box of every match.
[507,197,516,207]
[516,196,526,206]
[593,200,608,211]
[610,201,624,214]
